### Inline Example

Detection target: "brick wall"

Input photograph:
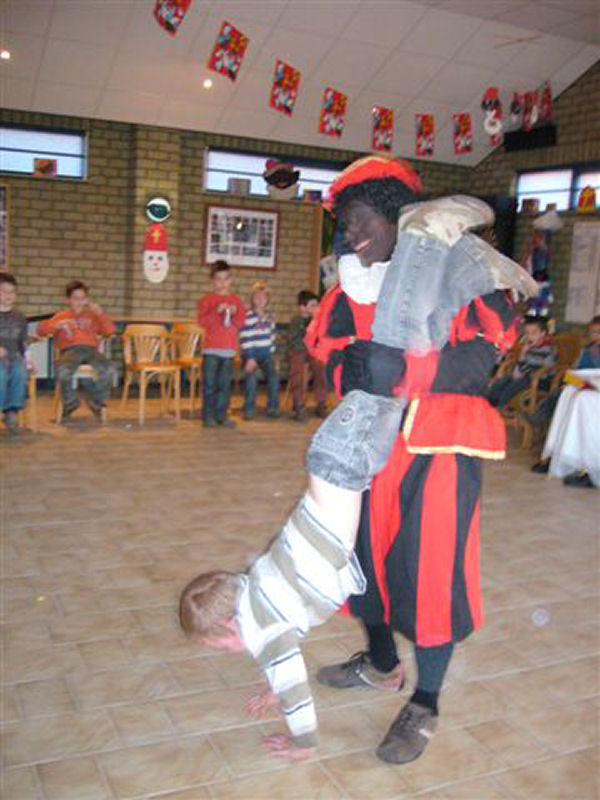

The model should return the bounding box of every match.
[1,108,468,322]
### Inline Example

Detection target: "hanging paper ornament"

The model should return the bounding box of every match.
[269,60,301,116]
[208,21,249,82]
[481,87,504,146]
[539,81,553,122]
[577,186,597,213]
[319,87,347,138]
[509,92,523,128]
[153,0,192,36]
[415,113,434,157]
[522,90,539,131]
[372,106,393,152]
[143,223,169,284]
[453,112,472,155]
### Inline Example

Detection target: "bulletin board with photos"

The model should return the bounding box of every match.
[0,186,8,271]
[205,205,278,270]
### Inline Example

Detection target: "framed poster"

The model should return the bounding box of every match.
[205,205,278,269]
[0,186,8,270]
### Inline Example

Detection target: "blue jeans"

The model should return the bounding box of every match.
[202,354,234,423]
[372,232,496,352]
[0,357,27,412]
[243,355,279,416]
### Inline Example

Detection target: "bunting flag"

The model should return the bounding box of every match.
[208,21,249,82]
[453,112,472,155]
[481,87,503,146]
[539,81,553,122]
[319,87,347,137]
[372,106,393,152]
[153,0,192,36]
[523,90,539,131]
[415,113,434,157]
[270,60,301,116]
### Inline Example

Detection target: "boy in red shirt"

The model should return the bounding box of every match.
[197,261,246,428]
[37,280,115,419]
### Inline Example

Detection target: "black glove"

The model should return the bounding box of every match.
[341,340,406,397]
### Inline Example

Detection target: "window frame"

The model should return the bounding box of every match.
[0,122,88,181]
[203,145,348,198]
[516,161,600,213]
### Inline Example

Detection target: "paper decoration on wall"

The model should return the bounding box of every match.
[415,113,434,157]
[33,158,57,178]
[522,90,539,131]
[523,209,563,318]
[263,159,300,200]
[372,106,393,152]
[270,60,301,116]
[153,0,192,36]
[319,87,347,137]
[509,92,523,128]
[453,112,472,155]
[208,21,249,82]
[578,186,597,213]
[538,81,554,122]
[143,223,169,284]
[481,87,503,146]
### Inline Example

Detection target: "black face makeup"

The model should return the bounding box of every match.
[338,200,397,267]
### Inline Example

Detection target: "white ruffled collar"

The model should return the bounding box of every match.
[338,253,389,304]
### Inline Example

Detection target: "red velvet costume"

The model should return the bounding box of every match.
[306,285,518,646]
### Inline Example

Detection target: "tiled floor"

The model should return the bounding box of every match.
[1,395,599,799]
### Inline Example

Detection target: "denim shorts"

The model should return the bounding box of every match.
[306,390,406,491]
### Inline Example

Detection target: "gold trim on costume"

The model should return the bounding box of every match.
[402,398,420,439]
[406,445,506,460]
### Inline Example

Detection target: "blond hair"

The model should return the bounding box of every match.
[179,571,240,638]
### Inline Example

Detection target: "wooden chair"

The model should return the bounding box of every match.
[121,324,181,426]
[16,370,38,432]
[168,322,204,413]
[52,340,109,424]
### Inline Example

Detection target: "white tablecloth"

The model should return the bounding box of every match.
[542,385,600,486]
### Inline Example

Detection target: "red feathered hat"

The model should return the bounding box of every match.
[324,155,422,212]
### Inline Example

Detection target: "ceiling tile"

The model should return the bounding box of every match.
[48,0,136,46]
[0,33,45,81]
[401,8,483,58]
[3,0,53,36]
[156,98,225,131]
[96,89,163,126]
[342,1,427,47]
[251,29,335,76]
[499,35,583,79]
[372,50,446,95]
[432,0,530,20]
[420,62,493,106]
[541,0,599,13]
[119,0,210,58]
[453,21,538,68]
[215,107,278,138]
[493,2,580,35]
[554,16,600,45]
[40,39,115,87]
[31,81,103,117]
[107,53,188,96]
[1,77,34,111]
[277,1,360,38]
[315,40,391,88]
[208,1,287,26]
[550,44,600,94]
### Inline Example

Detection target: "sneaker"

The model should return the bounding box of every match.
[87,400,105,422]
[217,418,237,429]
[315,404,327,419]
[4,410,18,432]
[376,701,438,764]
[266,409,281,419]
[242,411,255,421]
[399,195,495,246]
[316,651,405,691]
[531,459,550,474]
[203,418,217,428]
[61,400,80,420]
[292,409,308,424]
[563,471,595,488]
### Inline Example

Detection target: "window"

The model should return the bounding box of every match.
[516,169,573,212]
[204,148,341,198]
[0,126,86,179]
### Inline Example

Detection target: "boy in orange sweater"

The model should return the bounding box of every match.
[37,280,116,419]
[197,261,246,428]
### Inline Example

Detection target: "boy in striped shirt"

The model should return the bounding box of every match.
[179,493,366,760]
[239,281,280,419]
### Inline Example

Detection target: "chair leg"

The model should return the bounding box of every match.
[174,369,181,421]
[120,374,131,413]
[54,384,63,425]
[28,375,37,432]
[189,367,195,414]
[139,372,146,426]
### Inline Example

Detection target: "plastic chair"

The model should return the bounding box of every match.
[169,322,204,413]
[121,324,181,426]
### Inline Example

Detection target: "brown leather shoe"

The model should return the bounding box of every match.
[316,651,405,691]
[376,701,437,764]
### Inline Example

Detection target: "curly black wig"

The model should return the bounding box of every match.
[332,177,420,223]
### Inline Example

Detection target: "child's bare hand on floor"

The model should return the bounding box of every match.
[263,733,316,761]
[245,688,279,718]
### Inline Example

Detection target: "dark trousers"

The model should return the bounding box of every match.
[487,374,531,408]
[243,355,279,416]
[289,350,327,412]
[56,346,111,409]
[202,354,234,423]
